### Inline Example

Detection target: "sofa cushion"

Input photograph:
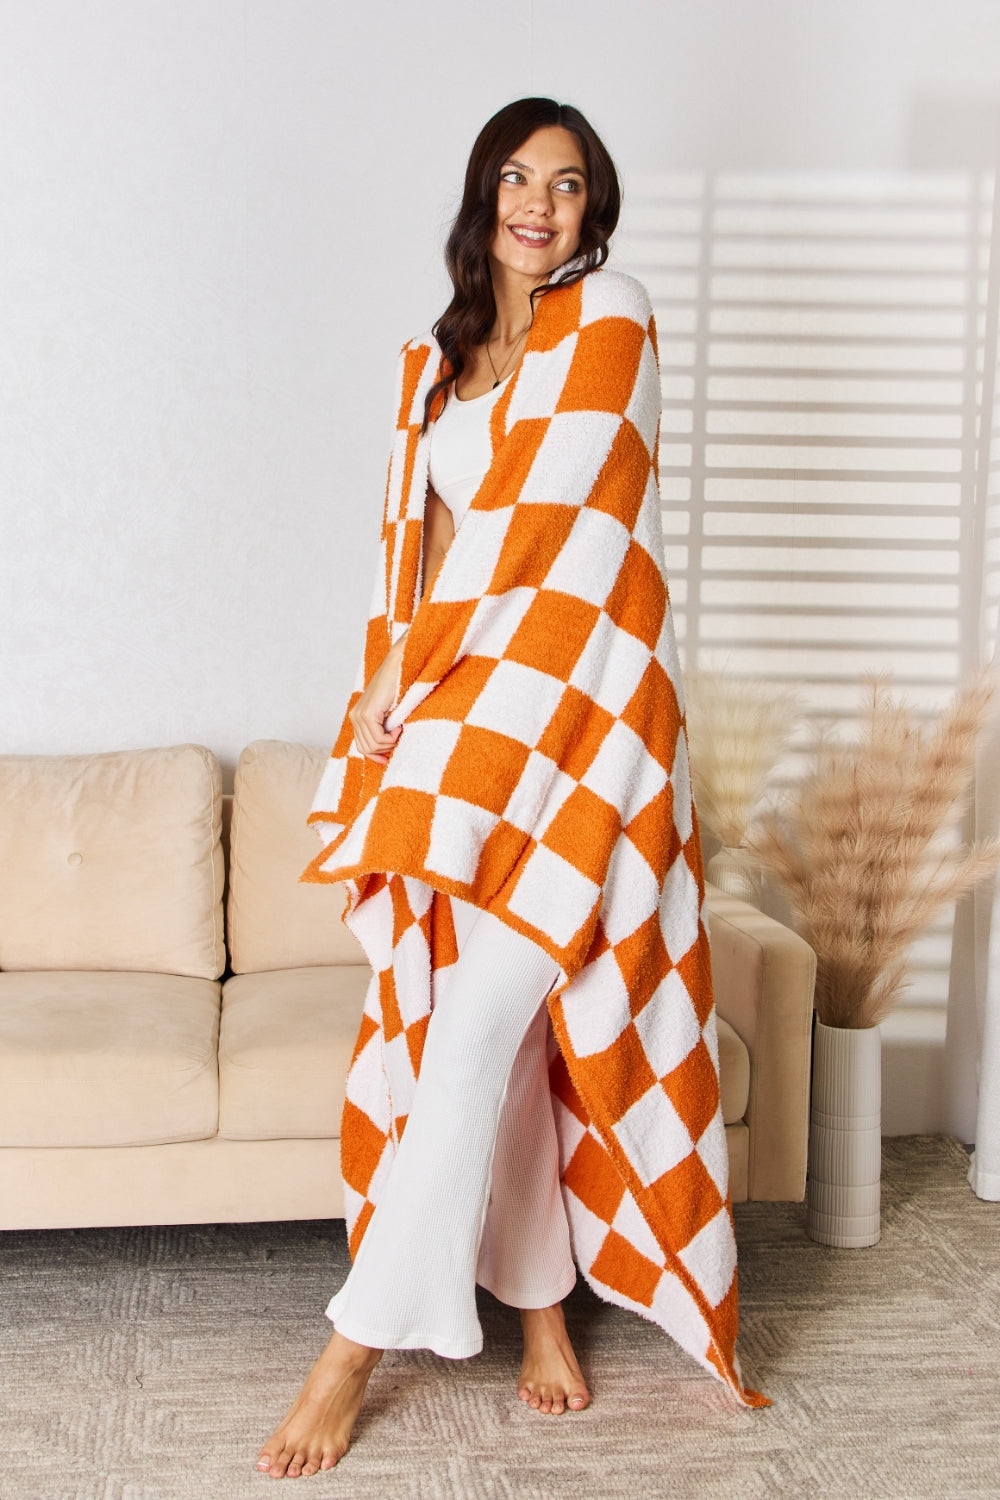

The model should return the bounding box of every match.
[0,744,224,979]
[0,971,220,1147]
[228,740,367,972]
[218,965,368,1139]
[717,1016,750,1124]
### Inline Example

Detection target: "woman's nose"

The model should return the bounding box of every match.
[521,181,553,215]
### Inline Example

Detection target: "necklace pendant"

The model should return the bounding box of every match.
[492,379,500,390]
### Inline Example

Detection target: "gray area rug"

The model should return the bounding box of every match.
[2,1135,997,1500]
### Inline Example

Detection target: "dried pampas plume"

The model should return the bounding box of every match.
[684,670,800,848]
[749,669,1000,1029]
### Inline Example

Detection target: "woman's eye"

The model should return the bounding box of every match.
[555,179,583,193]
[500,169,525,184]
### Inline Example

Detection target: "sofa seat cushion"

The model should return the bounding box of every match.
[219,966,368,1140]
[0,971,220,1147]
[717,1016,750,1125]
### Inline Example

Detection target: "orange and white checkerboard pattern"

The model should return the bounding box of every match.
[305,270,769,1409]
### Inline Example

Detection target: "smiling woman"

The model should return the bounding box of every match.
[256,97,768,1482]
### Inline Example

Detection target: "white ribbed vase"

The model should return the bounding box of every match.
[806,1018,882,1248]
[705,846,762,907]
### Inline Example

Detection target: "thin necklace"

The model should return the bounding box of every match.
[486,322,531,389]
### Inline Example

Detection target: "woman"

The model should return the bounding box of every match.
[258,98,768,1481]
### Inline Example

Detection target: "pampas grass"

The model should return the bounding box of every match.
[685,671,800,848]
[750,670,1000,1029]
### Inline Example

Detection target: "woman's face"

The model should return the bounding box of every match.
[489,125,588,286]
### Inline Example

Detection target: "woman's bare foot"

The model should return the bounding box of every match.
[256,1329,382,1478]
[518,1303,589,1415]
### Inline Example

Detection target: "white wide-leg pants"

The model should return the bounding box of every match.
[325,897,577,1358]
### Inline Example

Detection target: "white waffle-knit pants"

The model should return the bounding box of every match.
[324,897,577,1358]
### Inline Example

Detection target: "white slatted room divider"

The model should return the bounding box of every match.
[613,168,999,1030]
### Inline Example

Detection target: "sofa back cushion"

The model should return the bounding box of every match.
[228,740,366,972]
[0,744,224,979]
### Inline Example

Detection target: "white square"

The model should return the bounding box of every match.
[508,842,602,948]
[611,1191,667,1269]
[659,856,700,964]
[404,445,430,519]
[518,411,622,506]
[430,507,513,601]
[654,603,685,705]
[391,920,434,1030]
[560,1177,617,1274]
[569,613,653,717]
[381,719,462,795]
[695,1102,731,1199]
[344,1024,392,1132]
[580,270,651,330]
[557,946,632,1058]
[382,1028,418,1120]
[542,507,631,607]
[309,755,346,821]
[650,1270,711,1364]
[531,765,577,838]
[384,427,411,521]
[632,472,667,571]
[466,660,566,746]
[624,332,662,453]
[599,833,661,946]
[505,332,578,426]
[633,969,702,1079]
[581,718,667,825]
[459,587,537,660]
[552,1094,587,1171]
[612,1082,693,1189]
[669,732,694,845]
[503,749,562,835]
[426,795,500,884]
[676,1204,738,1310]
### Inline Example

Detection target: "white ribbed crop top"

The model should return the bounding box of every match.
[427,373,511,530]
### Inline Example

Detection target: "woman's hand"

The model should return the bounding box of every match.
[349,637,406,764]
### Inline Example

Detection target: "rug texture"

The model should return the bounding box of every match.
[1,1135,997,1500]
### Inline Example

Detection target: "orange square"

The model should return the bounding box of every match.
[563,1131,626,1224]
[556,318,647,416]
[364,786,436,872]
[378,968,404,1041]
[584,423,653,531]
[623,791,677,880]
[643,1150,723,1258]
[605,540,666,650]
[412,654,496,722]
[477,417,548,513]
[611,912,669,1017]
[399,344,432,427]
[547,1045,589,1124]
[439,726,531,815]
[348,1198,374,1258]
[340,1099,388,1198]
[505,589,600,680]
[676,937,715,1029]
[621,658,681,772]
[526,279,582,353]
[568,1022,659,1123]
[475,818,531,902]
[536,686,615,781]
[485,503,577,593]
[408,600,480,686]
[662,1036,719,1141]
[590,1228,661,1308]
[542,785,621,885]
[405,1014,430,1075]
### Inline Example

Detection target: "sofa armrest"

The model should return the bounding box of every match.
[705,883,816,1202]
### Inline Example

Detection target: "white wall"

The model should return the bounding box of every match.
[2,0,1000,1133]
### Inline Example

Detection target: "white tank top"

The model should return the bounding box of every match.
[427,373,511,530]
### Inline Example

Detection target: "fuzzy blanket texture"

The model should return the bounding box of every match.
[306,268,769,1410]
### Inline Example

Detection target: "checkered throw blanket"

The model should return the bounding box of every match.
[305,269,769,1409]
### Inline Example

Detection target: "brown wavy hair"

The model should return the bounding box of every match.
[421,98,621,432]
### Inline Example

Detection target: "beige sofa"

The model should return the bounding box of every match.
[0,740,815,1231]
